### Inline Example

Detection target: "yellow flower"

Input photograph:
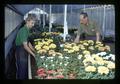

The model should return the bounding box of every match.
[46,32,51,35]
[98,44,104,47]
[80,41,84,43]
[35,45,42,50]
[103,60,109,64]
[84,54,91,58]
[43,45,49,50]
[88,40,94,44]
[83,58,89,63]
[96,57,103,61]
[78,44,82,47]
[48,39,53,43]
[81,46,85,50]
[64,43,72,48]
[98,47,105,51]
[84,56,96,64]
[96,60,105,65]
[37,42,41,45]
[37,49,47,54]
[71,43,76,46]
[95,45,99,48]
[49,43,56,49]
[48,50,55,55]
[34,38,41,41]
[52,53,56,56]
[64,49,69,52]
[34,42,38,45]
[94,57,104,65]
[88,46,94,50]
[73,46,79,51]
[98,66,109,75]
[96,41,102,44]
[83,58,92,64]
[92,54,99,59]
[67,50,74,53]
[107,61,115,69]
[83,43,89,46]
[56,52,63,57]
[43,42,49,45]
[85,66,96,72]
[42,32,45,36]
[83,50,90,55]
[105,45,111,51]
[65,45,72,49]
[83,40,88,43]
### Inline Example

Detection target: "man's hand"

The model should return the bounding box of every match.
[96,32,100,42]
[23,42,35,58]
[74,38,79,43]
[28,42,35,52]
[74,35,80,43]
[32,53,35,58]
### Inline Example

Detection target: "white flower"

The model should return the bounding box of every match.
[96,53,101,56]
[45,65,48,67]
[100,52,107,56]
[84,54,91,58]
[52,64,55,66]
[78,55,82,59]
[58,56,64,59]
[96,52,107,57]
[47,57,54,59]
[40,56,45,58]
[64,64,67,66]
[60,44,64,47]
[43,63,46,65]
[103,57,110,60]
[60,62,62,65]
[111,55,115,61]
[66,62,69,64]
[109,54,115,57]
[65,56,69,59]
[103,54,115,60]
[51,60,53,62]
[109,54,115,61]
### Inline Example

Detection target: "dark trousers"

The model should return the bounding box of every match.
[15,45,28,79]
[85,36,96,40]
[80,33,101,41]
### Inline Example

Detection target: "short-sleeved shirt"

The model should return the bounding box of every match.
[77,20,100,36]
[15,25,30,46]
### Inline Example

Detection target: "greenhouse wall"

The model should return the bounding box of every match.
[5,7,23,38]
[51,13,80,28]
[83,5,115,37]
[51,5,115,38]
[5,7,23,58]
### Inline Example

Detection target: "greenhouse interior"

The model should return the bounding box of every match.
[5,4,115,79]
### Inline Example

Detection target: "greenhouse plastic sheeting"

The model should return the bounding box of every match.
[12,5,115,37]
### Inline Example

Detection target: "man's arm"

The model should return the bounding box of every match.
[23,42,35,57]
[94,21,100,42]
[74,27,81,43]
[28,42,35,52]
[96,31,100,42]
[74,35,80,43]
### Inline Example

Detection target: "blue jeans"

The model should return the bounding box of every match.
[15,45,28,79]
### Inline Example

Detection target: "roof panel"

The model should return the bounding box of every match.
[12,4,98,15]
